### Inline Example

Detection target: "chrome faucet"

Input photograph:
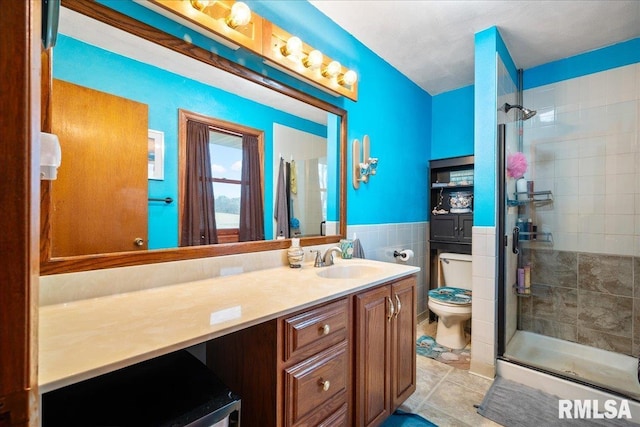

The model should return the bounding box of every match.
[311,246,342,267]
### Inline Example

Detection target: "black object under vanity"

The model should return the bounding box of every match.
[428,155,474,320]
[42,350,241,427]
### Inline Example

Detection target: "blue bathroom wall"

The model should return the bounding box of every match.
[473,26,517,227]
[99,0,433,227]
[251,1,434,226]
[431,85,474,160]
[54,35,326,249]
[524,37,640,89]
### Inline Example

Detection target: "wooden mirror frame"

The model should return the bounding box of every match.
[40,0,347,275]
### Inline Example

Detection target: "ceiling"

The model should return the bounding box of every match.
[309,1,640,95]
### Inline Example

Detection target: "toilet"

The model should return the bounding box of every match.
[427,252,472,349]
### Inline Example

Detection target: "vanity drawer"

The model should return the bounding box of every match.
[283,298,348,362]
[317,403,348,427]
[284,341,349,426]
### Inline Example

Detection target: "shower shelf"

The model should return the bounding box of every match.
[512,284,531,297]
[507,190,553,207]
[518,231,553,244]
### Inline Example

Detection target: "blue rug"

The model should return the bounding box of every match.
[382,410,438,426]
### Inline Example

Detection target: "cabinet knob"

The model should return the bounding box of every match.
[319,324,330,335]
[318,378,331,391]
[134,237,144,247]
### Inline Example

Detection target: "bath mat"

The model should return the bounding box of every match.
[477,377,636,426]
[416,335,470,370]
[381,409,437,426]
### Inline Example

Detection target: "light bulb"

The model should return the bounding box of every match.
[226,2,251,28]
[340,69,358,86]
[323,60,341,78]
[282,36,303,59]
[303,50,323,69]
[190,0,213,10]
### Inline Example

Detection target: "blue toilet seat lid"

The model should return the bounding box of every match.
[428,286,472,305]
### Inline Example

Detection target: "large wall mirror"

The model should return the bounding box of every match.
[40,0,347,275]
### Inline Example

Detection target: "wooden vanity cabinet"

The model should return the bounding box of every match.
[207,297,351,427]
[353,276,417,427]
[206,275,416,427]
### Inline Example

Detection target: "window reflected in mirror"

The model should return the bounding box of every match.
[179,110,265,246]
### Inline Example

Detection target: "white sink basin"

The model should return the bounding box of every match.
[316,264,381,279]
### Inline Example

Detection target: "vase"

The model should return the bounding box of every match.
[287,238,304,268]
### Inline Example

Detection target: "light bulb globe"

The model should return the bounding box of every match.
[227,2,251,28]
[285,36,303,57]
[324,60,341,78]
[342,70,358,86]
[305,49,323,69]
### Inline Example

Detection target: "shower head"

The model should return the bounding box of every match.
[500,103,537,121]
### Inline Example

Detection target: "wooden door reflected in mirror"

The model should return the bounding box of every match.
[51,79,149,256]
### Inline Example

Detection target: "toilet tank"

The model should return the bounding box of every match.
[439,252,472,290]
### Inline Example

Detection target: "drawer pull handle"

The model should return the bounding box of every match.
[318,378,331,391]
[387,296,395,322]
[319,324,331,335]
[394,294,402,318]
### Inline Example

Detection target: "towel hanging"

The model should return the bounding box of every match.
[274,157,290,238]
[290,159,297,195]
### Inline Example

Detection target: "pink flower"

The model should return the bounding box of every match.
[507,152,527,179]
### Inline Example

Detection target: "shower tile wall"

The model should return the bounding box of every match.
[522,63,639,256]
[518,63,639,356]
[346,222,428,316]
[520,249,639,356]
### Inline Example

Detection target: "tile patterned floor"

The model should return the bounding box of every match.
[400,320,504,427]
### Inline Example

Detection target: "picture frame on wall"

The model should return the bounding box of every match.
[148,129,164,180]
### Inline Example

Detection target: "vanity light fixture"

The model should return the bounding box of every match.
[263,21,359,100]
[143,0,263,52]
[141,0,358,100]
[352,135,377,189]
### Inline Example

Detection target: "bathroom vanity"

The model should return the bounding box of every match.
[38,258,418,426]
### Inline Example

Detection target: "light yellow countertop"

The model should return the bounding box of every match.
[39,258,419,393]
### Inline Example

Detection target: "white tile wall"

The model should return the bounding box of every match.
[471,226,497,377]
[346,222,429,316]
[523,63,640,256]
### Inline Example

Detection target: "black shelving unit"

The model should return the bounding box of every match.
[429,155,474,252]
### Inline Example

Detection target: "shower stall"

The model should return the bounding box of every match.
[497,62,640,403]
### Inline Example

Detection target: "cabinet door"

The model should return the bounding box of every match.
[431,216,459,242]
[354,285,391,427]
[459,214,473,243]
[391,278,417,409]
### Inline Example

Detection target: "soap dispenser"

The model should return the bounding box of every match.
[287,238,304,268]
